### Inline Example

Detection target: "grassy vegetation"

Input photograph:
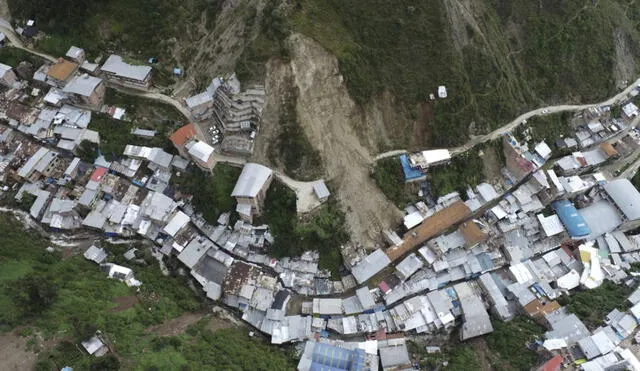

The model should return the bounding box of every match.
[0,46,44,68]
[632,170,640,190]
[9,0,218,59]
[371,157,418,208]
[429,151,485,197]
[407,340,480,370]
[170,164,242,225]
[88,90,183,160]
[257,182,349,279]
[485,317,545,371]
[515,112,574,145]
[0,212,292,369]
[557,280,633,329]
[125,319,295,370]
[269,78,323,181]
[495,0,623,102]
[235,2,291,84]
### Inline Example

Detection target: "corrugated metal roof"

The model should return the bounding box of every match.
[231,163,273,198]
[101,55,151,81]
[603,179,640,221]
[62,74,102,97]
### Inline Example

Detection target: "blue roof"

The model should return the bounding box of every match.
[400,155,425,181]
[311,343,366,371]
[552,200,591,238]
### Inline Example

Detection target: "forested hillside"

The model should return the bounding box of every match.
[9,0,640,149]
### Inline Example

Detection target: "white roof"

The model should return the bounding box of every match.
[547,169,564,192]
[185,91,213,108]
[231,163,273,198]
[162,211,190,237]
[313,181,330,199]
[603,179,640,221]
[64,157,81,176]
[101,55,151,81]
[18,147,49,178]
[534,141,552,159]
[421,149,451,165]
[537,214,565,237]
[187,141,214,163]
[62,74,103,97]
[623,102,639,117]
[403,211,424,230]
[81,336,105,355]
[312,298,343,315]
[65,46,84,60]
[509,263,534,284]
[0,62,12,77]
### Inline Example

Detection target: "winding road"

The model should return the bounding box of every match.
[376,77,640,160]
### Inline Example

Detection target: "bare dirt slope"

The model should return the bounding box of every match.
[284,33,403,247]
[0,332,37,370]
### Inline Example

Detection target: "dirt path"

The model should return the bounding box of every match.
[145,312,206,337]
[0,332,38,371]
[285,33,403,247]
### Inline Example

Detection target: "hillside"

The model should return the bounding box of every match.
[10,0,639,150]
[7,0,640,246]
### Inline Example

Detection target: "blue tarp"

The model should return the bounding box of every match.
[400,154,425,181]
[552,200,591,238]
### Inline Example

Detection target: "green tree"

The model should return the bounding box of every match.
[90,354,120,370]
[76,140,99,163]
[11,275,58,317]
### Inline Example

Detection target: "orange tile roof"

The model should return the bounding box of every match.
[47,58,78,81]
[386,201,471,261]
[169,123,197,146]
[538,355,563,371]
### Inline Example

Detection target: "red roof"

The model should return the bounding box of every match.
[90,167,107,182]
[169,123,197,146]
[378,281,391,293]
[538,355,563,371]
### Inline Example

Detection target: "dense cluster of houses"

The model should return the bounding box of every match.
[5,21,640,371]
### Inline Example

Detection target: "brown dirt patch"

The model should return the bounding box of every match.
[284,33,404,247]
[0,331,38,371]
[205,315,235,333]
[480,146,502,182]
[109,295,140,313]
[145,312,206,337]
[62,248,74,259]
[469,337,496,371]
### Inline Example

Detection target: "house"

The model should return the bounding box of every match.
[84,245,108,264]
[169,123,198,157]
[185,91,214,118]
[81,335,108,357]
[65,46,85,64]
[313,180,330,202]
[231,163,273,223]
[62,74,106,108]
[101,263,142,286]
[17,147,62,182]
[0,63,18,87]
[100,55,152,88]
[46,58,79,87]
[185,140,215,169]
[378,339,412,371]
